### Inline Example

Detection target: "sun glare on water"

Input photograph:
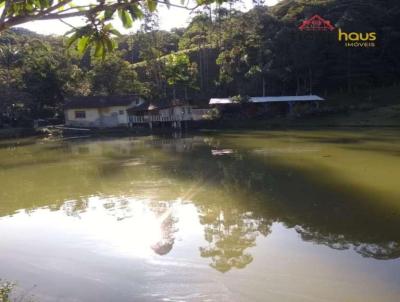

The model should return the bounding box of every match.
[7,195,200,260]
[60,196,184,259]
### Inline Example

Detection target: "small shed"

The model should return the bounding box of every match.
[209,95,325,105]
[250,95,325,103]
[209,95,325,117]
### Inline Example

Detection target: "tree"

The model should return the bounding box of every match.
[90,51,144,95]
[135,8,167,100]
[164,53,198,100]
[0,42,23,116]
[179,13,212,91]
[0,42,20,88]
[20,40,66,117]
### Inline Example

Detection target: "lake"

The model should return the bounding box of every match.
[0,129,400,302]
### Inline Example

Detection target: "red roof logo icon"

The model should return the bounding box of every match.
[299,15,335,31]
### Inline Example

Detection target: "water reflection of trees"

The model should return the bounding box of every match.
[160,140,400,267]
[295,226,400,260]
[199,208,269,273]
[185,154,275,272]
[62,199,90,218]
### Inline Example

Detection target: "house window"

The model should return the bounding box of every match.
[75,111,86,119]
[119,110,124,115]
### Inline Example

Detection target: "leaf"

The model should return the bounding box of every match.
[65,25,93,50]
[66,33,79,48]
[103,23,122,37]
[94,41,104,58]
[128,4,144,20]
[104,7,116,20]
[147,0,157,12]
[101,41,107,60]
[118,9,133,28]
[105,37,116,52]
[77,36,90,54]
[39,0,51,9]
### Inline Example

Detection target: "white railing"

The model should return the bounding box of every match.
[129,110,210,124]
[129,115,178,123]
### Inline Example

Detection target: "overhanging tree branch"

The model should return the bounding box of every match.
[0,1,141,30]
[0,0,11,24]
[0,0,199,31]
[0,0,216,59]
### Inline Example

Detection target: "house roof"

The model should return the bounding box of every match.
[209,98,232,104]
[127,100,194,114]
[126,101,151,113]
[251,95,325,103]
[64,95,141,109]
[209,95,325,105]
[126,102,166,113]
[153,99,192,110]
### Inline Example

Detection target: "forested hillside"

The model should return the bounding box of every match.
[1,0,399,124]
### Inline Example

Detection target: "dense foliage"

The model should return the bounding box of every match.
[0,0,399,125]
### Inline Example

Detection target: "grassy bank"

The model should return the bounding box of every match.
[307,85,400,127]
[262,104,400,128]
[203,104,400,129]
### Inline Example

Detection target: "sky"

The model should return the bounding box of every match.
[17,0,279,36]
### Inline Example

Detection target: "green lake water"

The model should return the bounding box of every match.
[0,129,399,301]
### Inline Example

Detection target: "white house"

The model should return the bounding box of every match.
[64,95,144,128]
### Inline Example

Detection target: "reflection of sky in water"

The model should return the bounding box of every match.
[3,197,203,260]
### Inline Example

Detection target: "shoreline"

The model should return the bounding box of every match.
[2,104,400,140]
[2,122,400,141]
